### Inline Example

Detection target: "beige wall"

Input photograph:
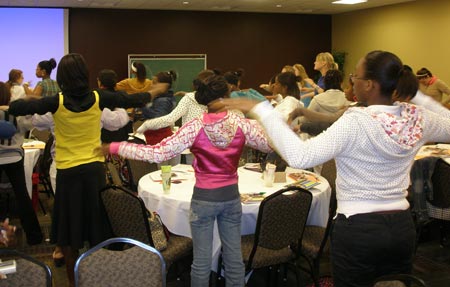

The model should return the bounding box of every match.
[332,0,450,96]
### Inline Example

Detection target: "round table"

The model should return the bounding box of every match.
[138,164,331,271]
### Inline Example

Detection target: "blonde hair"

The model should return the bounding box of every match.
[316,52,338,71]
[293,64,309,85]
[281,65,295,74]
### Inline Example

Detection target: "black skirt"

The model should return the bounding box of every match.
[51,161,112,249]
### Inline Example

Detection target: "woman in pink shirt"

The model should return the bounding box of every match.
[103,75,272,287]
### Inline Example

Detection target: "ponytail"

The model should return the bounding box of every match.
[364,51,418,100]
[38,58,57,76]
[133,62,147,82]
[155,70,178,88]
[396,65,418,101]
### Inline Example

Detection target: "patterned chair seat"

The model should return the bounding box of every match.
[241,234,295,269]
[75,237,166,287]
[301,225,330,259]
[0,250,52,287]
[161,234,193,267]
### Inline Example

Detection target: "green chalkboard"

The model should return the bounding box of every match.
[128,54,207,93]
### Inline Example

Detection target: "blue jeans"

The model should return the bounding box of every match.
[189,198,245,287]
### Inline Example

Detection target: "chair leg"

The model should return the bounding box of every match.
[282,264,288,286]
[286,262,303,287]
[440,220,450,247]
[312,259,321,287]
[38,198,46,215]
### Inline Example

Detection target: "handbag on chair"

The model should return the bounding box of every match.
[147,211,170,251]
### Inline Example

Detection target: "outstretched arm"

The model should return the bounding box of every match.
[136,94,193,133]
[106,119,202,163]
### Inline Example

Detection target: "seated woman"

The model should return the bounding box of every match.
[293,64,315,108]
[272,71,304,121]
[416,67,450,104]
[6,69,33,102]
[308,69,351,115]
[225,69,266,102]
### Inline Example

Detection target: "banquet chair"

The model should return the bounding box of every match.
[105,161,123,186]
[300,159,336,286]
[230,186,312,286]
[0,249,52,287]
[74,237,166,287]
[425,158,450,246]
[125,136,158,192]
[100,185,193,273]
[125,158,158,192]
[38,134,55,196]
[372,273,427,287]
[28,127,51,142]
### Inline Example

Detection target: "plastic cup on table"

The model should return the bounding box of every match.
[161,165,172,194]
[263,163,276,187]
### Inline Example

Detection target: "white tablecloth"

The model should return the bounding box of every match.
[24,148,41,198]
[138,164,331,270]
[0,148,40,198]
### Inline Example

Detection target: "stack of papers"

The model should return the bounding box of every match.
[286,172,321,190]
[240,193,266,204]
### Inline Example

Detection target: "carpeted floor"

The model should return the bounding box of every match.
[3,191,450,287]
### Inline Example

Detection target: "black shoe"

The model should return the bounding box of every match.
[53,255,65,267]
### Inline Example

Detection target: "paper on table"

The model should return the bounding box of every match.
[286,171,321,190]
[243,163,262,172]
[22,140,45,149]
[240,193,265,204]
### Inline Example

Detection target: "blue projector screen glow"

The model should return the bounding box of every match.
[0,8,66,89]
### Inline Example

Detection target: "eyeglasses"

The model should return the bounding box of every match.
[349,73,368,81]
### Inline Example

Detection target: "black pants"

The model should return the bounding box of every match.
[331,210,415,287]
[0,158,43,244]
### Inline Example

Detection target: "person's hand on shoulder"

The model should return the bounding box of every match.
[288,107,305,124]
[174,91,187,97]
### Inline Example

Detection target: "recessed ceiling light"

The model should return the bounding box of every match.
[276,4,282,8]
[332,0,367,4]
[182,1,189,4]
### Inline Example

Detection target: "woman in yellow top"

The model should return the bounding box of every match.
[9,54,167,286]
[115,61,153,93]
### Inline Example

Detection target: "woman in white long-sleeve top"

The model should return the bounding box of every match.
[211,50,450,287]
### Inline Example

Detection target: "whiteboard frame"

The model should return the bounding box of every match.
[127,54,207,78]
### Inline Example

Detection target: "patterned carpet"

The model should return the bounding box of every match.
[3,192,450,287]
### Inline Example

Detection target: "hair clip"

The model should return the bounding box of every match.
[131,62,137,73]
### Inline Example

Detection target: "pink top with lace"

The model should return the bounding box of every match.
[111,111,272,189]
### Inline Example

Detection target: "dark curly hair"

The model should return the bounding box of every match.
[195,75,229,105]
